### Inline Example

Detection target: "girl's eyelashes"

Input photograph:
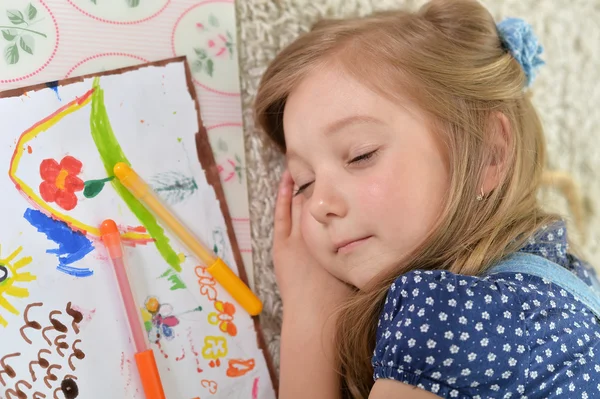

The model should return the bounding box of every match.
[293,181,313,196]
[291,149,379,196]
[348,149,379,165]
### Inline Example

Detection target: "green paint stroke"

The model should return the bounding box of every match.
[178,305,203,316]
[159,268,186,290]
[89,77,182,272]
[83,176,114,198]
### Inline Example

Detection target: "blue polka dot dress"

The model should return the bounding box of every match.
[372,221,600,398]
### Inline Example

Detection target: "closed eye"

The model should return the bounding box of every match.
[348,149,378,165]
[293,182,313,197]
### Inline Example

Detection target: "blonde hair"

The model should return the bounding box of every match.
[254,0,560,396]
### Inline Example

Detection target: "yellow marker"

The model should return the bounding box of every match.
[113,162,262,316]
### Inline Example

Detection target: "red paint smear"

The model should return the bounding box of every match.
[155,340,168,359]
[128,225,147,233]
[187,328,203,373]
[9,88,95,193]
[71,305,96,326]
[121,236,155,246]
[95,252,109,261]
[27,145,32,154]
[252,377,259,399]
[176,349,185,361]
[122,352,133,395]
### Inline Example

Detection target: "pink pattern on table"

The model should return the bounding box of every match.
[65,53,150,78]
[206,122,243,130]
[172,0,240,97]
[232,219,252,254]
[65,0,171,25]
[0,0,60,84]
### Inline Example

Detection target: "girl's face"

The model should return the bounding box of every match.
[283,64,450,289]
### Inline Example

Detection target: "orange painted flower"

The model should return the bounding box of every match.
[208,300,237,336]
[39,156,84,211]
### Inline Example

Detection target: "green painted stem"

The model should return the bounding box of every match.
[89,77,182,272]
[96,176,114,184]
[0,26,47,38]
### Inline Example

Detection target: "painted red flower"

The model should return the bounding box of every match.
[39,156,84,211]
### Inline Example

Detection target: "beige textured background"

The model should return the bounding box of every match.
[236,0,600,369]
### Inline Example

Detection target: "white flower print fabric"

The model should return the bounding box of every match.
[372,221,600,398]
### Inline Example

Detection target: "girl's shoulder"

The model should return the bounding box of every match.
[373,265,600,397]
[376,267,533,345]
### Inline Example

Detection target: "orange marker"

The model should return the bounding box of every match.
[113,162,262,316]
[101,219,166,399]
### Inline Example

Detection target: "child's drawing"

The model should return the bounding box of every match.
[38,156,84,211]
[23,209,94,278]
[211,227,233,273]
[226,358,255,378]
[0,62,275,398]
[159,268,186,291]
[9,78,182,274]
[195,265,218,302]
[150,171,198,205]
[207,300,237,337]
[0,245,36,327]
[200,379,218,394]
[201,336,227,366]
[1,4,46,66]
[82,176,114,199]
[141,296,180,342]
[39,154,118,204]
[2,301,84,398]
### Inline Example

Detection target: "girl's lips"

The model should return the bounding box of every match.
[335,236,372,253]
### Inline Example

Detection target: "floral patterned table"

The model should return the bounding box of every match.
[0,0,255,287]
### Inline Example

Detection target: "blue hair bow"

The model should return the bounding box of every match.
[497,17,544,88]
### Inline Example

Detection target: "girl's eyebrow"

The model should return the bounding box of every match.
[324,115,385,136]
[285,115,385,161]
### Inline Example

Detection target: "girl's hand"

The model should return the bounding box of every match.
[273,170,351,309]
[275,170,349,399]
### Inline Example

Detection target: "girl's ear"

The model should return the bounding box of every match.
[481,112,512,195]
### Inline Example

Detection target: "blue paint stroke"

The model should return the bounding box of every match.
[45,81,61,101]
[23,208,94,277]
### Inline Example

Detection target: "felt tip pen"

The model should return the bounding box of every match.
[112,162,263,316]
[100,219,166,399]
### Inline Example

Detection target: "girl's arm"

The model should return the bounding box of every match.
[273,171,350,398]
[370,380,442,398]
[279,295,343,398]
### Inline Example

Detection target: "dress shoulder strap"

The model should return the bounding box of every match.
[485,252,600,319]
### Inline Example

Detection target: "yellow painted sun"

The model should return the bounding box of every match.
[0,245,36,327]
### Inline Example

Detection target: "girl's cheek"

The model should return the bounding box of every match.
[359,171,396,210]
[300,208,314,240]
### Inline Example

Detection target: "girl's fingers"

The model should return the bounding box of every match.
[290,190,304,237]
[274,170,293,237]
